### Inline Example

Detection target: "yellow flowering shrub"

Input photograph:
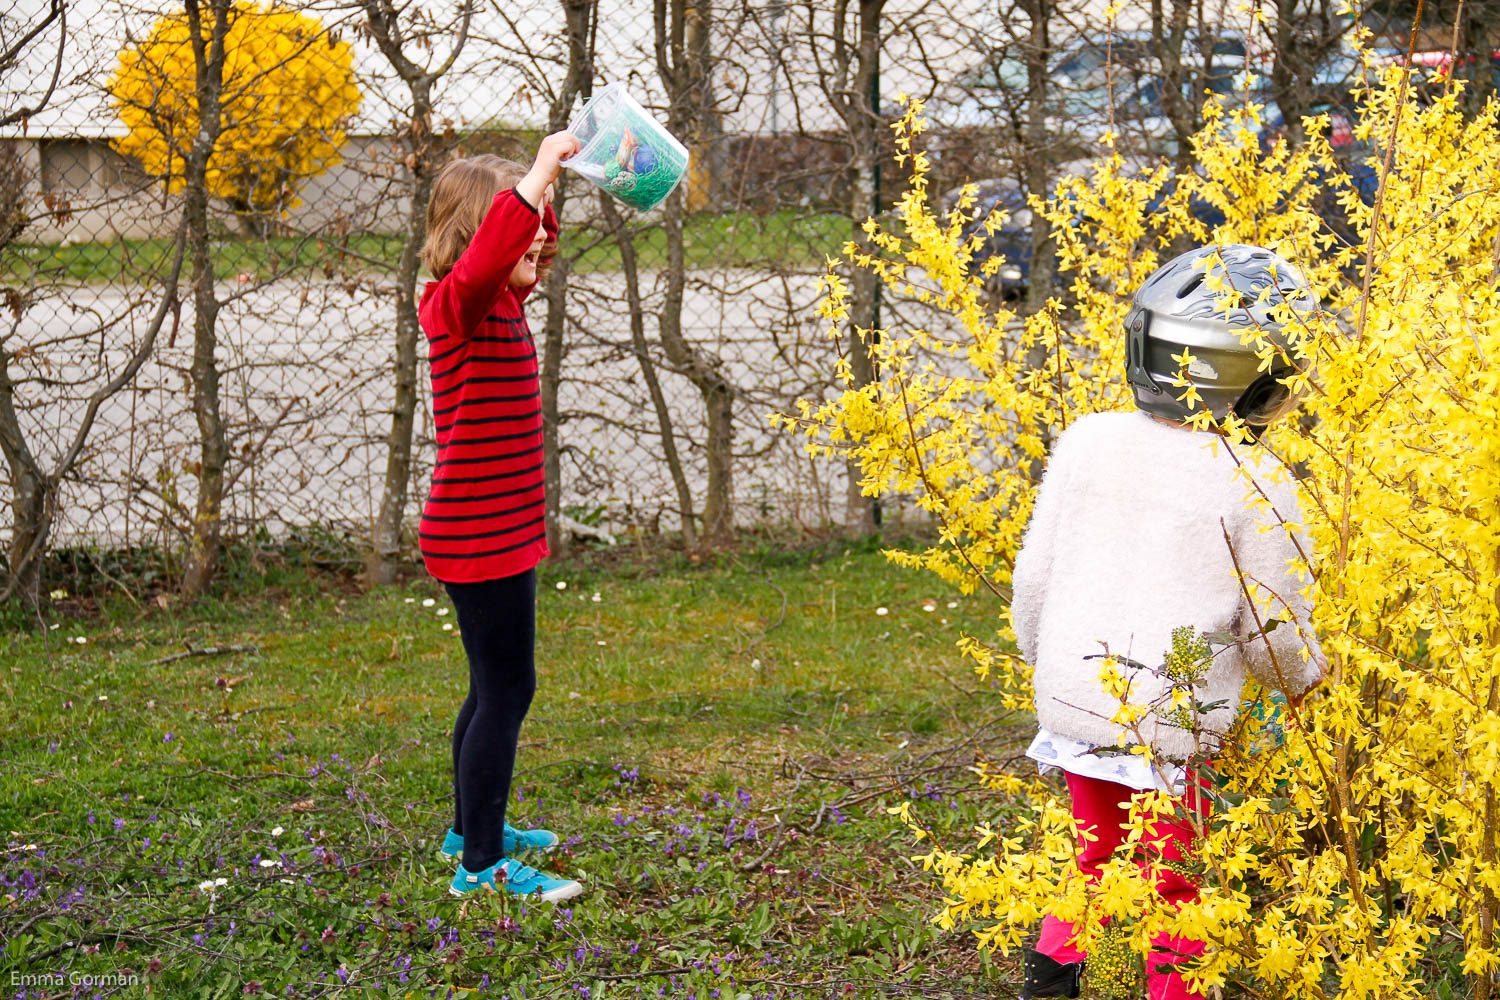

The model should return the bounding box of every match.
[108,2,361,218]
[777,72,1500,998]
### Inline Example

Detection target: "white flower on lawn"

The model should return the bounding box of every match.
[556,581,568,591]
[596,640,606,646]
[946,601,958,609]
[591,593,602,603]
[259,859,280,868]
[49,588,67,600]
[74,636,87,645]
[97,695,108,701]
[271,826,284,837]
[421,598,435,607]
[442,623,454,632]
[403,597,415,604]
[875,607,889,616]
[436,608,449,617]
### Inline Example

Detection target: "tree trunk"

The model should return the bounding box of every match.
[539,242,569,557]
[602,192,698,546]
[1019,0,1056,481]
[1271,0,1308,143]
[702,375,734,540]
[1021,0,1055,315]
[180,0,231,599]
[367,81,435,586]
[841,0,884,536]
[1151,0,1196,170]
[656,0,734,546]
[1462,2,1498,116]
[541,0,597,557]
[0,355,45,609]
[657,188,730,543]
[683,0,718,210]
[181,195,226,599]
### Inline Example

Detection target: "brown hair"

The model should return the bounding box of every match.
[421,154,557,282]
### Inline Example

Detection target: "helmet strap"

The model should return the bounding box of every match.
[1125,309,1161,395]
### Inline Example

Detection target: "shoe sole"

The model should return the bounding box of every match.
[538,879,584,902]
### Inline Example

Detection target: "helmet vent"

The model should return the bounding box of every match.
[1176,272,1206,299]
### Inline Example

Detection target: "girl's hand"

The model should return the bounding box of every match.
[517,131,580,209]
[535,132,580,179]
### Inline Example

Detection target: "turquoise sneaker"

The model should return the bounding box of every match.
[438,824,560,864]
[438,827,465,863]
[506,823,560,854]
[449,857,583,901]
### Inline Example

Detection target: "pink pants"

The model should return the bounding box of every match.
[1036,769,1212,1000]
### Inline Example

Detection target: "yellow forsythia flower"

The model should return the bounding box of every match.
[108,2,361,217]
[777,62,1500,1000]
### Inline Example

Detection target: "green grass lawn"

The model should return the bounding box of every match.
[2,212,852,285]
[1,542,1035,998]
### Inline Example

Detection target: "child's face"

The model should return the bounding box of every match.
[508,216,547,288]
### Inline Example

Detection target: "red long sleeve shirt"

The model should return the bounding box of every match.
[417,187,557,583]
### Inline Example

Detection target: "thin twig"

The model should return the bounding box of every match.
[144,643,260,666]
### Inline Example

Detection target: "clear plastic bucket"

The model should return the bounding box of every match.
[563,83,690,212]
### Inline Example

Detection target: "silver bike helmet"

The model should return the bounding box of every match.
[1124,243,1315,424]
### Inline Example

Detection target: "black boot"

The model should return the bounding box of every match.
[1021,947,1083,999]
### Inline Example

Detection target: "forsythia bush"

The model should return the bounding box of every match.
[777,70,1500,998]
[108,2,360,221]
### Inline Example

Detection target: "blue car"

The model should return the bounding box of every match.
[938,177,1034,300]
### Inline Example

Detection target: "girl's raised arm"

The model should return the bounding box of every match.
[422,188,543,339]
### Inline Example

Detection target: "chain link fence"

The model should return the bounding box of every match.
[0,0,1453,599]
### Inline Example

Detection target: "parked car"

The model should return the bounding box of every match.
[1391,47,1500,86]
[926,28,1263,137]
[1045,66,1276,157]
[938,157,1246,302]
[937,177,1034,299]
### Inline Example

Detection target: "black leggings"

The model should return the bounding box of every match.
[444,569,537,872]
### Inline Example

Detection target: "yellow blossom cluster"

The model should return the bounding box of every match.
[777,66,1500,998]
[108,2,361,217]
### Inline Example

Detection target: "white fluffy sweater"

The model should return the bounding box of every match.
[1010,411,1324,761]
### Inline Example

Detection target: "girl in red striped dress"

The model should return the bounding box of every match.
[417,132,584,901]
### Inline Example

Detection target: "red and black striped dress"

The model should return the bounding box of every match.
[417,187,557,583]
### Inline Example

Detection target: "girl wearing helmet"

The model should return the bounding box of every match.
[1014,244,1326,1000]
